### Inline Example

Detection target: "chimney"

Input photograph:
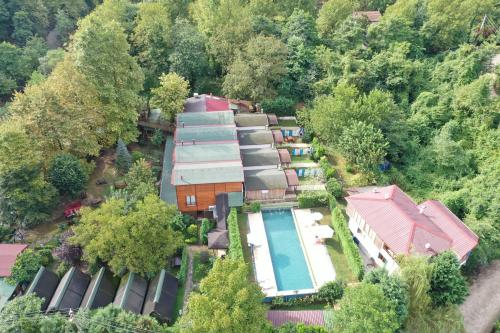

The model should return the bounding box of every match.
[419,205,426,214]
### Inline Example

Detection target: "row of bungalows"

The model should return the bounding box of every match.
[25,266,178,323]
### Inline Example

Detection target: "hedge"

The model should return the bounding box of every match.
[227,208,244,261]
[298,191,330,208]
[200,218,211,245]
[319,156,335,180]
[261,96,295,116]
[177,246,189,284]
[331,207,364,280]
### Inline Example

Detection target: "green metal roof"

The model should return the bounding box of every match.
[175,143,241,163]
[234,113,268,127]
[241,148,280,167]
[0,278,16,311]
[238,130,274,146]
[172,162,244,185]
[177,111,234,126]
[228,191,244,207]
[175,126,237,143]
[244,169,288,191]
[160,136,178,206]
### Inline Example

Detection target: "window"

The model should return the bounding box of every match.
[378,253,387,264]
[186,195,196,206]
[261,190,269,194]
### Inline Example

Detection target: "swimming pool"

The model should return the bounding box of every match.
[262,209,313,292]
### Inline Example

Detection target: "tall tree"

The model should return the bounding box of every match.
[317,0,359,40]
[48,153,88,196]
[72,194,183,276]
[223,35,288,101]
[150,72,190,122]
[72,12,144,144]
[430,251,469,306]
[179,258,269,333]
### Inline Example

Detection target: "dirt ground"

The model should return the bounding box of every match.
[460,260,500,333]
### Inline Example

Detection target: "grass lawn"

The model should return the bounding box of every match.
[314,207,357,283]
[298,176,323,185]
[192,252,213,284]
[278,119,298,127]
[237,213,256,281]
[172,282,185,323]
[291,155,313,163]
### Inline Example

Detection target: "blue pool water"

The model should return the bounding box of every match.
[262,209,313,291]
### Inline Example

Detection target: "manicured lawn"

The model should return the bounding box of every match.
[298,176,323,185]
[314,207,357,283]
[291,155,313,163]
[278,119,297,127]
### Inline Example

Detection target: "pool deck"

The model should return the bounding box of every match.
[248,209,335,297]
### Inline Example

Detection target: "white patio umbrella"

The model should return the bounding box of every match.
[247,233,261,246]
[311,225,334,239]
[309,212,324,221]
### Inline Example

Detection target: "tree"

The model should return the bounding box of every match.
[132,2,172,91]
[11,11,33,45]
[7,249,42,285]
[0,294,44,332]
[317,0,359,40]
[123,158,157,200]
[339,121,388,172]
[317,280,346,304]
[333,283,399,333]
[115,139,132,174]
[72,12,144,144]
[48,153,88,196]
[38,48,65,75]
[150,73,190,122]
[0,42,32,99]
[364,268,409,327]
[179,258,269,333]
[223,35,288,101]
[54,230,83,265]
[72,194,183,276]
[282,9,318,46]
[55,9,75,44]
[430,251,469,306]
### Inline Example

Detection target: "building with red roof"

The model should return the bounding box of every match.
[0,244,28,277]
[184,94,231,113]
[345,185,478,273]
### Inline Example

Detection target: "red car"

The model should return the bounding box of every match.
[64,201,82,219]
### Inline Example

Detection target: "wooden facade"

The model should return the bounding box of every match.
[176,182,242,212]
[245,189,286,201]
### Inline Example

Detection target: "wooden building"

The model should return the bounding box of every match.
[244,169,288,201]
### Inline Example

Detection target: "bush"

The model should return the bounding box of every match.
[131,151,145,163]
[274,322,327,333]
[227,208,243,261]
[200,218,211,245]
[298,191,330,208]
[48,153,88,196]
[187,224,198,238]
[55,261,70,278]
[250,202,261,213]
[37,248,53,267]
[0,225,13,242]
[54,230,83,265]
[319,156,335,180]
[261,96,295,116]
[177,246,188,284]
[116,139,132,173]
[185,237,198,244]
[311,138,325,162]
[326,178,343,198]
[151,129,164,146]
[7,249,42,285]
[317,280,346,304]
[331,207,364,280]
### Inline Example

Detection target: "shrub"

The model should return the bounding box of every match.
[311,138,325,161]
[261,96,295,116]
[54,230,83,265]
[37,248,53,267]
[177,246,188,284]
[0,225,13,242]
[227,208,243,261]
[298,191,330,208]
[187,224,198,238]
[331,207,364,280]
[250,202,261,213]
[48,153,88,196]
[200,218,211,245]
[317,280,346,304]
[274,322,327,333]
[55,261,70,278]
[7,249,42,285]
[115,139,132,173]
[185,237,198,244]
[326,178,343,198]
[131,150,145,163]
[151,129,164,145]
[319,156,335,180]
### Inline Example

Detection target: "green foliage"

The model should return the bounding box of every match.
[0,294,45,332]
[250,202,261,213]
[151,129,165,146]
[317,280,346,304]
[333,283,399,333]
[311,138,326,162]
[48,153,88,196]
[0,224,14,242]
[7,249,42,285]
[115,139,132,174]
[123,158,157,200]
[261,96,295,116]
[274,322,327,333]
[227,208,243,261]
[177,246,189,284]
[150,72,190,122]
[326,178,343,198]
[36,248,53,267]
[430,251,469,306]
[72,194,183,276]
[130,150,145,163]
[298,191,330,208]
[200,218,212,245]
[55,261,70,278]
[331,207,364,280]
[319,156,335,179]
[179,258,269,333]
[187,224,198,239]
[317,0,359,40]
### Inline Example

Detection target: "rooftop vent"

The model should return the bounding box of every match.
[419,205,426,214]
[425,243,431,250]
[372,187,379,193]
[192,139,195,145]
[193,93,199,98]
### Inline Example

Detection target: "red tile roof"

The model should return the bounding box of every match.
[353,10,382,23]
[278,149,291,164]
[284,169,299,186]
[0,244,28,277]
[205,95,230,112]
[346,185,478,260]
[267,310,324,327]
[267,114,278,126]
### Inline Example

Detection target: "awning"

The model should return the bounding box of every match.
[311,225,334,239]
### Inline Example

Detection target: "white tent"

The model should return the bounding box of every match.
[311,225,334,239]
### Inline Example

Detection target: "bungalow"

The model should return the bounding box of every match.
[176,110,234,128]
[284,169,299,193]
[80,267,119,310]
[234,113,269,130]
[238,130,276,149]
[174,126,238,146]
[47,267,91,312]
[352,10,382,23]
[278,149,292,168]
[184,94,231,113]
[142,270,178,323]
[113,272,148,314]
[244,169,288,201]
[25,267,59,311]
[241,148,281,171]
[0,244,27,278]
[345,185,479,273]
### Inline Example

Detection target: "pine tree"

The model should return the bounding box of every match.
[115,139,131,173]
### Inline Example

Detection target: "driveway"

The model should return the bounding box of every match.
[460,260,500,333]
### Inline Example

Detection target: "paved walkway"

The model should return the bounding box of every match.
[182,245,208,311]
[460,260,500,333]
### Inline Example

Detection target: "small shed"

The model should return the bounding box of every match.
[80,267,120,310]
[47,267,90,312]
[113,272,148,314]
[267,114,279,126]
[238,130,275,149]
[272,130,284,144]
[278,149,291,167]
[26,267,60,311]
[241,148,281,170]
[234,113,269,128]
[352,10,382,23]
[142,270,178,323]
[208,230,229,250]
[0,278,17,311]
[0,244,28,277]
[215,193,230,230]
[284,169,299,192]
